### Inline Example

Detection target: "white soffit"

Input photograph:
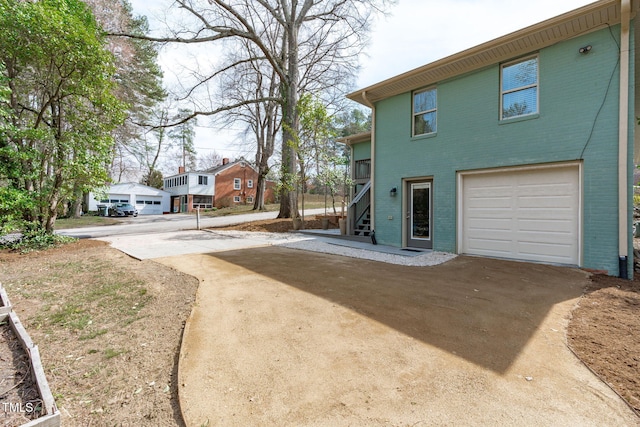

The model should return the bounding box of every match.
[348,0,629,105]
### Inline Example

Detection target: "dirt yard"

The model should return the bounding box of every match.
[0,218,638,425]
[0,240,198,426]
[568,273,640,413]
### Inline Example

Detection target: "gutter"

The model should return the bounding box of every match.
[361,91,375,235]
[618,0,631,278]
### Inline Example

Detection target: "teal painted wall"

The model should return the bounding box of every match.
[352,140,371,162]
[372,25,635,276]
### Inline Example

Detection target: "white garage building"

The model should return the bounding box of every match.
[87,183,170,215]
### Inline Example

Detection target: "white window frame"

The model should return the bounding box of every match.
[500,55,539,120]
[233,178,241,190]
[247,179,253,188]
[233,196,241,203]
[247,196,254,203]
[198,175,208,185]
[412,87,437,137]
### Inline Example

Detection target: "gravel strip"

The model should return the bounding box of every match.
[203,229,457,266]
[278,239,457,266]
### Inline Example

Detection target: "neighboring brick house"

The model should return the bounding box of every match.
[202,158,275,208]
[163,158,275,212]
[343,0,638,278]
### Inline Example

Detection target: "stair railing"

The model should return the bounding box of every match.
[348,181,371,235]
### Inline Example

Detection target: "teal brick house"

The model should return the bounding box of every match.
[343,0,638,277]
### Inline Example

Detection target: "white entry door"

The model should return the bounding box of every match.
[406,181,433,249]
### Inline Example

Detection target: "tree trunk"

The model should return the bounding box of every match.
[253,177,266,210]
[277,139,296,218]
[277,20,301,219]
[71,195,84,218]
[253,130,271,211]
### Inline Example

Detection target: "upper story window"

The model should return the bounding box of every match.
[233,178,241,190]
[198,175,208,185]
[501,56,538,120]
[412,87,437,136]
[247,179,253,188]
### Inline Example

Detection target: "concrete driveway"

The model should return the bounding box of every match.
[102,232,638,426]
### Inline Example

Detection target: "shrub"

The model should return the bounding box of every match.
[0,222,76,252]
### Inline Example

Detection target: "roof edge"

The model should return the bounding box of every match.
[348,0,625,105]
[336,131,372,145]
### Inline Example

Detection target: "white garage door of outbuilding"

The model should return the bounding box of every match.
[135,197,163,215]
[458,163,580,266]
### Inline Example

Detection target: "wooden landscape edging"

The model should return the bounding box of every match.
[0,284,11,317]
[0,283,60,427]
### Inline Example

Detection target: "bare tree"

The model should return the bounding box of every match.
[139,108,171,185]
[197,150,224,170]
[216,36,282,210]
[111,0,392,217]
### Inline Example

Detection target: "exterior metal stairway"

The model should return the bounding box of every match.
[354,213,371,236]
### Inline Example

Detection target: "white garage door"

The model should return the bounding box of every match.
[135,197,163,215]
[460,164,580,265]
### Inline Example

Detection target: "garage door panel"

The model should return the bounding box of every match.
[461,165,579,265]
[517,230,573,243]
[518,195,574,209]
[136,197,163,215]
[469,218,513,230]
[468,207,512,218]
[469,228,514,239]
[518,243,575,263]
[517,218,573,233]
[467,237,513,255]
[467,197,512,209]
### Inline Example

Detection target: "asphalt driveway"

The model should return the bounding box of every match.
[100,231,638,426]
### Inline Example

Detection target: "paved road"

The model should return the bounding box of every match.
[56,208,327,238]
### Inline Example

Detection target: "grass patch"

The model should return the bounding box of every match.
[54,215,121,229]
[198,203,278,218]
[198,197,327,218]
[103,348,123,359]
[28,267,152,337]
[48,304,91,330]
[79,329,108,341]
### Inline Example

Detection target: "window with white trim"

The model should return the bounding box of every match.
[247,179,253,188]
[501,56,538,119]
[233,196,241,203]
[412,87,437,136]
[198,175,208,185]
[247,196,254,203]
[233,178,241,190]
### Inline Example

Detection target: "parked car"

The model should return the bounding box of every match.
[108,203,138,217]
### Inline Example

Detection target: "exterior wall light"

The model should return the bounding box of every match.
[579,45,592,54]
[390,187,397,197]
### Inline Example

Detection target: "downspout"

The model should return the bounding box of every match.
[361,91,376,235]
[347,140,355,236]
[618,0,631,278]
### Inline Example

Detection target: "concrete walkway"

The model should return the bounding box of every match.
[98,231,638,426]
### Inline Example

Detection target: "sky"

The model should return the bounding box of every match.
[128,0,596,159]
